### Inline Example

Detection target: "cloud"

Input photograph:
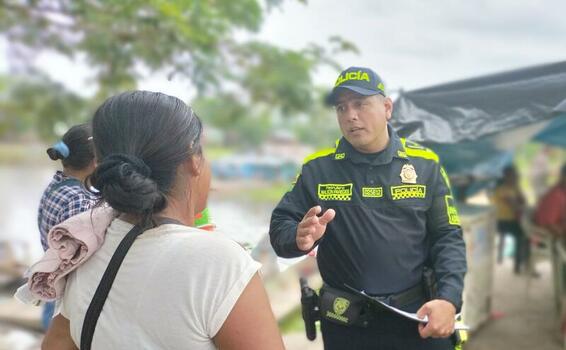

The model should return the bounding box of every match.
[259,0,566,90]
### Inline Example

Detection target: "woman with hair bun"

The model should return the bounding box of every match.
[38,123,98,330]
[42,91,284,350]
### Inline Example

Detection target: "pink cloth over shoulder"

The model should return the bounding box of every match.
[18,206,114,303]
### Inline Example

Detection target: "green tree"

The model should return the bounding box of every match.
[0,0,356,109]
[0,74,88,140]
[193,94,273,147]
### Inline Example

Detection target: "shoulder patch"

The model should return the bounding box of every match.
[403,139,426,150]
[303,148,336,164]
[400,138,439,163]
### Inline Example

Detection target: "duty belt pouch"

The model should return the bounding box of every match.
[320,285,368,327]
[422,266,438,301]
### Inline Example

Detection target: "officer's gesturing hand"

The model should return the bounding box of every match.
[296,205,336,252]
[416,299,456,339]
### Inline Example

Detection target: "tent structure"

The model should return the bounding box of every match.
[391,60,566,194]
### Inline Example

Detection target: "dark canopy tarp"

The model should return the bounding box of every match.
[392,60,566,144]
[391,61,566,186]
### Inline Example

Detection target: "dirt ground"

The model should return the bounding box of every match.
[283,259,563,350]
[465,259,562,350]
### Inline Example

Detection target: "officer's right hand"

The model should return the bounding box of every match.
[296,205,336,252]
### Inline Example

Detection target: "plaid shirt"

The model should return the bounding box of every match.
[37,171,98,251]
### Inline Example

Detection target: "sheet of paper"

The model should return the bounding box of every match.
[358,290,470,331]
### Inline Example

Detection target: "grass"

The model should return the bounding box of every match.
[278,307,307,334]
[245,182,291,203]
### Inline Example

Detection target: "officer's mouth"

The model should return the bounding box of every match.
[349,127,364,135]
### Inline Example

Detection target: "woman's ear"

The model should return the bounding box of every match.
[188,155,203,177]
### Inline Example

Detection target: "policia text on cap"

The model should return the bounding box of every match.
[269,67,467,350]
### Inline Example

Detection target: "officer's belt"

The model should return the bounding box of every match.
[320,283,425,328]
[382,283,425,309]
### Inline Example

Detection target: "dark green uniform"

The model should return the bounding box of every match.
[269,125,466,349]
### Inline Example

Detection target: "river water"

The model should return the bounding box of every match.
[0,164,274,262]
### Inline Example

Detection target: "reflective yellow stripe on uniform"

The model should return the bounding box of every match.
[440,166,452,188]
[400,138,439,163]
[303,147,336,165]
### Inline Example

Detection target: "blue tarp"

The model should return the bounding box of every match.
[534,114,566,148]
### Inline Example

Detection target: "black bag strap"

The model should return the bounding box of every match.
[79,216,183,350]
[80,224,143,350]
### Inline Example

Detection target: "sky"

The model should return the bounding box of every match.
[2,0,566,100]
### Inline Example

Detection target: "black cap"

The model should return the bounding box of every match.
[327,66,386,105]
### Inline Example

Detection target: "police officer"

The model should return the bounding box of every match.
[269,66,467,350]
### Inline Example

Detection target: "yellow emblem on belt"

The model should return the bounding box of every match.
[333,297,350,316]
[325,297,351,324]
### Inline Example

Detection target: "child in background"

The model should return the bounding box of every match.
[37,123,98,330]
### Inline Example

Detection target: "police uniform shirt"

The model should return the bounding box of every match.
[269,125,467,310]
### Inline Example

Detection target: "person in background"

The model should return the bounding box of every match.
[42,91,283,350]
[37,123,98,330]
[493,165,528,274]
[535,164,566,237]
[530,146,552,200]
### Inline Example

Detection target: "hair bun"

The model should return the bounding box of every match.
[91,154,166,215]
[46,147,62,161]
[101,154,151,179]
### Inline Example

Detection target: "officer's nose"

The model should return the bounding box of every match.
[343,105,359,122]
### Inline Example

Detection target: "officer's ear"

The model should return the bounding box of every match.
[383,96,393,121]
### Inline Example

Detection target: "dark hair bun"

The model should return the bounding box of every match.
[46,147,63,161]
[91,154,166,214]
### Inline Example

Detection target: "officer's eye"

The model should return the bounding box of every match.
[335,105,345,113]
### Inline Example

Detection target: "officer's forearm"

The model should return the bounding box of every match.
[429,225,466,311]
[437,281,465,311]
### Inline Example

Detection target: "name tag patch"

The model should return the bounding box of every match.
[391,185,426,200]
[362,187,383,198]
[318,183,353,201]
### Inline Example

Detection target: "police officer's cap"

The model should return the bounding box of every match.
[327,66,386,105]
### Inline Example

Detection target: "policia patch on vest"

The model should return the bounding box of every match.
[390,185,426,200]
[318,183,353,201]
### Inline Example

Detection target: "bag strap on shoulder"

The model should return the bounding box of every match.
[79,216,183,350]
[80,224,143,350]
